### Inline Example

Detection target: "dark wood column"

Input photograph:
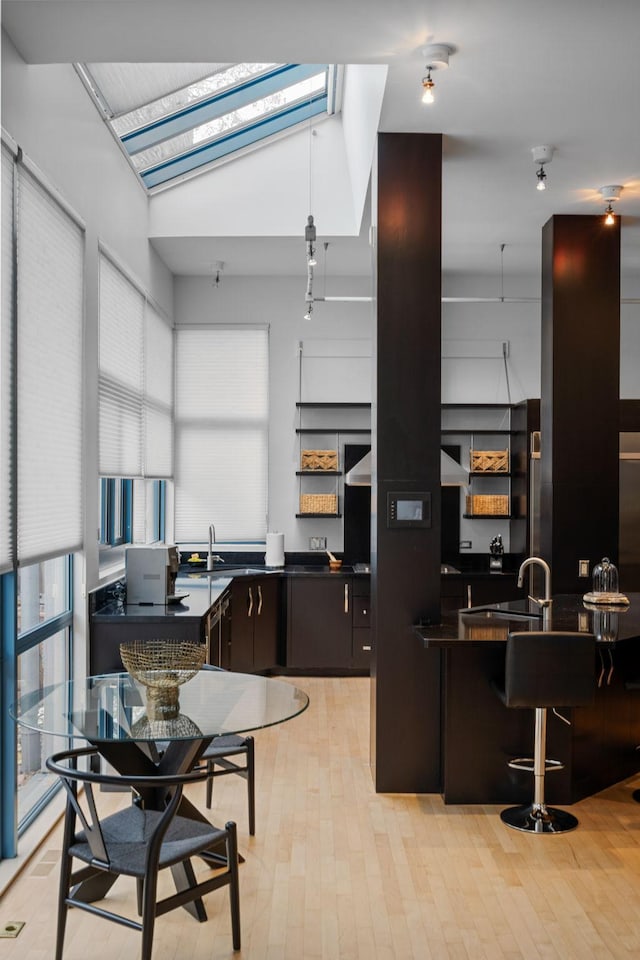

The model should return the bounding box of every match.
[540,215,621,593]
[371,133,442,792]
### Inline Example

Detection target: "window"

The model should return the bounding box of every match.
[99,478,132,546]
[16,556,72,831]
[77,63,336,190]
[174,327,268,543]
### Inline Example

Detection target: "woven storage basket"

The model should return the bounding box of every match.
[465,494,509,516]
[470,449,509,473]
[299,494,338,514]
[300,449,338,471]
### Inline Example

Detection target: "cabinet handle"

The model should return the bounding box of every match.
[466,584,472,608]
[257,583,263,615]
[248,586,254,617]
[344,583,349,614]
[362,645,372,652]
[362,607,367,616]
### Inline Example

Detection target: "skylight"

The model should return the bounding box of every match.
[77,62,335,190]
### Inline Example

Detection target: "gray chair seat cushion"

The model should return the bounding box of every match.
[70,805,225,877]
[202,734,249,759]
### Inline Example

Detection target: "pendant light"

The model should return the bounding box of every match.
[420,44,454,105]
[531,145,554,191]
[599,185,622,225]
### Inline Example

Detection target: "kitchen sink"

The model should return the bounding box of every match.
[209,566,278,577]
[464,605,543,621]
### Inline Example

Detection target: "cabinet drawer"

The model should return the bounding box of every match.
[352,627,372,669]
[353,596,370,628]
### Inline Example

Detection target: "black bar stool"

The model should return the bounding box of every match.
[493,631,596,834]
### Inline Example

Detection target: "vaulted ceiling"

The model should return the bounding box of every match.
[3,0,639,291]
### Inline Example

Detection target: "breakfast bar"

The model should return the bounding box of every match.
[415,595,640,804]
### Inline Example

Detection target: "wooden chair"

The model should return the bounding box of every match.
[46,745,241,960]
[199,665,256,835]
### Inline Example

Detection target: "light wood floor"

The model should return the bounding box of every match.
[3,676,640,959]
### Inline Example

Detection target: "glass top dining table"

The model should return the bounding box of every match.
[12,670,310,745]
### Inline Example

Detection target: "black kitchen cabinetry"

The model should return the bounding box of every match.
[351,578,372,669]
[286,576,371,673]
[91,619,205,675]
[230,576,280,673]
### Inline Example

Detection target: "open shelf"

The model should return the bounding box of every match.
[296,402,371,409]
[296,513,342,519]
[296,470,342,477]
[463,514,513,520]
[296,428,371,434]
[469,471,512,478]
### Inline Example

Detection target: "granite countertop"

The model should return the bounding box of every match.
[93,564,369,622]
[415,594,640,648]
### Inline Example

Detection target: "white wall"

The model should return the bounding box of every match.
[1,31,174,640]
[174,274,373,552]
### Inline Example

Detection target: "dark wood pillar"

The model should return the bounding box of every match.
[371,133,442,792]
[540,215,621,593]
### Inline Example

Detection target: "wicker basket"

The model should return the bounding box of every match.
[470,449,509,473]
[299,493,338,514]
[465,494,510,516]
[301,449,338,471]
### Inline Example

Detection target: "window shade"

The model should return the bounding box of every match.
[0,145,15,573]
[98,253,144,477]
[144,302,174,478]
[174,327,268,542]
[16,164,84,565]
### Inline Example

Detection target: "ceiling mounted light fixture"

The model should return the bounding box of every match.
[531,145,554,191]
[599,185,622,225]
[421,44,454,104]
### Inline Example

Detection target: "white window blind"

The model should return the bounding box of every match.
[98,253,144,477]
[144,301,174,478]
[0,145,15,573]
[16,164,84,565]
[174,327,268,542]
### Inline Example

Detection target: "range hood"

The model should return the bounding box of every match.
[345,450,469,487]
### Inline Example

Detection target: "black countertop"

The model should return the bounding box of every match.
[415,594,640,647]
[93,564,370,623]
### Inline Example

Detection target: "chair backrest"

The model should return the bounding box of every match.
[504,631,596,708]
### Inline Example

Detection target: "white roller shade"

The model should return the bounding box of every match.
[174,327,268,542]
[0,145,15,573]
[98,253,144,477]
[16,164,84,564]
[144,301,174,478]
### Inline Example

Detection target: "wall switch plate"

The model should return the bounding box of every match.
[309,537,327,551]
[460,540,472,549]
[578,559,590,577]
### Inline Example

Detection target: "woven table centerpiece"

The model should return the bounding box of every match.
[120,639,205,720]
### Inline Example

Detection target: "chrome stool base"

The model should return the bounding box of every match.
[500,802,579,834]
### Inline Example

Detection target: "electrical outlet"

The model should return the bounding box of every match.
[578,559,590,577]
[460,540,472,549]
[309,537,327,551]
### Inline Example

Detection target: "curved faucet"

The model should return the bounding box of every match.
[207,524,224,570]
[518,556,552,624]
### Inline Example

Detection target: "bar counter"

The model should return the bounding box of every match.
[414,594,640,805]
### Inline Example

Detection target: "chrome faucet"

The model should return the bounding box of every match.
[518,556,552,624]
[207,524,224,570]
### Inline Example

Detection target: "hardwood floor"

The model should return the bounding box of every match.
[3,676,640,958]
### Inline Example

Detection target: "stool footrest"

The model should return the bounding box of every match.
[508,757,564,773]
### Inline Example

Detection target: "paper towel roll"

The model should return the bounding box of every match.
[265,532,285,567]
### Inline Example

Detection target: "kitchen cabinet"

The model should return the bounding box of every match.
[351,578,372,669]
[287,575,369,671]
[230,576,280,673]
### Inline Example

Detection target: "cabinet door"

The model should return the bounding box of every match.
[252,577,279,672]
[229,580,255,672]
[288,577,353,669]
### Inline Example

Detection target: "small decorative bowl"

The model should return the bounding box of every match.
[329,559,343,571]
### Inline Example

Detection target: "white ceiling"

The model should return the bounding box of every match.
[3,0,640,289]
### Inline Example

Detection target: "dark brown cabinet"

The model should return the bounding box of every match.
[440,574,521,615]
[230,576,279,673]
[287,576,371,672]
[351,579,372,669]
